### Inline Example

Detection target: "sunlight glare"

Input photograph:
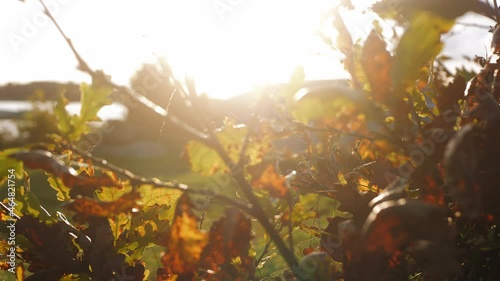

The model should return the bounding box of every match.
[142,0,349,99]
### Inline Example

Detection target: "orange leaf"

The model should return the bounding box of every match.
[10,150,122,190]
[65,191,140,218]
[161,194,208,280]
[200,209,253,277]
[156,267,177,281]
[250,164,289,198]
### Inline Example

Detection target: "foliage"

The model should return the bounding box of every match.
[2,0,500,280]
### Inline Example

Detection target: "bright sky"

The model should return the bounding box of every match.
[0,0,496,99]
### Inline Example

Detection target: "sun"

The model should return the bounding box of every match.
[140,0,350,100]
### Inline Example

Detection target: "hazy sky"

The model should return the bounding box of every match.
[0,0,496,99]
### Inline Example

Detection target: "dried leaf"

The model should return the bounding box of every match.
[65,191,140,218]
[10,150,122,192]
[436,76,466,112]
[250,164,289,198]
[161,194,208,280]
[200,209,254,278]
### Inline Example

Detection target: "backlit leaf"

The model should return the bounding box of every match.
[250,164,289,198]
[47,175,71,201]
[10,150,122,193]
[292,85,367,126]
[0,148,23,186]
[185,121,271,176]
[372,0,476,21]
[14,177,50,220]
[392,11,454,93]
[200,209,254,278]
[161,194,208,279]
[69,82,112,140]
[53,93,73,138]
[137,184,181,210]
[65,191,140,218]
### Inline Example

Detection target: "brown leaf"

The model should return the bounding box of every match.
[362,200,451,253]
[10,150,122,191]
[250,164,289,198]
[16,215,90,274]
[65,191,140,218]
[362,30,393,104]
[356,200,458,279]
[161,194,208,280]
[436,75,466,112]
[156,267,177,281]
[200,209,254,279]
[445,122,500,218]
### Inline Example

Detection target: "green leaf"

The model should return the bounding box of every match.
[70,82,113,140]
[392,11,454,93]
[14,182,50,220]
[47,174,71,201]
[0,148,23,185]
[185,121,271,176]
[291,86,366,124]
[109,212,131,243]
[53,93,73,139]
[97,184,132,203]
[98,183,179,224]
[53,82,112,141]
[137,184,181,211]
[78,82,112,123]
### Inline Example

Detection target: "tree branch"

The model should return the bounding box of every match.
[38,0,210,145]
[61,143,254,215]
[39,0,300,274]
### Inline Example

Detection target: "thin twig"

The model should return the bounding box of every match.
[255,239,273,267]
[293,121,375,141]
[199,197,211,230]
[61,143,254,214]
[158,88,176,142]
[454,22,492,29]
